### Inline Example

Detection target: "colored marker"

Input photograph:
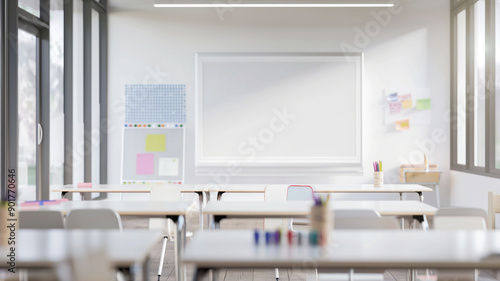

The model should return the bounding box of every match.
[288,230,293,245]
[254,229,260,245]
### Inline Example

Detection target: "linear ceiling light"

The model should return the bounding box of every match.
[154,0,394,8]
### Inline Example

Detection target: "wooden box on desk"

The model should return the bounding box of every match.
[399,164,438,183]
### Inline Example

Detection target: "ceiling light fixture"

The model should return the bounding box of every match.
[154,0,395,8]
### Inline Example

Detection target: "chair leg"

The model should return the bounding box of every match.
[157,235,169,280]
[435,184,440,208]
[275,268,279,281]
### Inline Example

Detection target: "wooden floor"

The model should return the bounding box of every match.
[120,204,500,281]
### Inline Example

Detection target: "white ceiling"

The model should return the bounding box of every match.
[107,0,449,11]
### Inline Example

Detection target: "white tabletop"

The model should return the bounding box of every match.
[20,201,195,216]
[0,229,161,268]
[52,184,430,194]
[183,230,500,269]
[203,201,438,217]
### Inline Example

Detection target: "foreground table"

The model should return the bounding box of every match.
[183,230,500,281]
[0,229,161,280]
[21,201,194,281]
[203,200,438,229]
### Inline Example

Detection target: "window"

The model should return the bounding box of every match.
[17,28,37,201]
[1,0,108,200]
[451,0,500,177]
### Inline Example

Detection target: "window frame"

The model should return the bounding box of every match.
[451,0,500,178]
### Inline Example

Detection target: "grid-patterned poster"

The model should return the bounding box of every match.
[125,84,186,123]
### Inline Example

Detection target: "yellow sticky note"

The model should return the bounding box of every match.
[145,134,166,152]
[401,99,412,109]
[395,119,410,131]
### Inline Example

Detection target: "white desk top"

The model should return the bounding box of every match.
[52,184,430,194]
[203,201,438,217]
[1,229,161,268]
[183,230,500,269]
[20,201,195,216]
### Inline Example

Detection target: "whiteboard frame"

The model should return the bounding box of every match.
[195,52,363,173]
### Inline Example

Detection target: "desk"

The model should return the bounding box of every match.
[0,229,161,280]
[21,201,193,281]
[203,200,437,229]
[183,230,500,281]
[52,184,432,230]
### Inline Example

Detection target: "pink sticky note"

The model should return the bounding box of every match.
[136,153,155,175]
[21,202,41,207]
[77,182,92,188]
[56,199,69,203]
[43,201,61,206]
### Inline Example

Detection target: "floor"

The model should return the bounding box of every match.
[120,204,500,281]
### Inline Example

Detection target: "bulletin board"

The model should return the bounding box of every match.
[384,88,432,131]
[121,126,185,184]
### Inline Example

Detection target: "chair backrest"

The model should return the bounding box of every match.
[150,186,181,201]
[488,192,500,229]
[404,171,441,184]
[333,209,396,229]
[334,216,398,230]
[434,207,488,230]
[434,217,486,230]
[19,211,65,229]
[66,209,122,230]
[287,185,314,201]
[333,209,381,218]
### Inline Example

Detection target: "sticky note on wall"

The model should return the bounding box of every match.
[401,99,412,109]
[145,134,166,152]
[389,101,402,114]
[158,158,179,177]
[395,119,410,131]
[416,98,431,110]
[136,153,155,175]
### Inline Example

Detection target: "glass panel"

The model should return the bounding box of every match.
[73,0,84,185]
[456,9,467,165]
[18,29,37,202]
[91,9,100,184]
[50,0,64,198]
[19,0,40,17]
[496,0,500,169]
[474,0,486,167]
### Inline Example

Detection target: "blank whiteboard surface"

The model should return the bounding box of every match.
[122,128,184,182]
[196,53,362,168]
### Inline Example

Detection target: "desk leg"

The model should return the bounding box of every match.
[194,268,210,281]
[217,191,225,201]
[417,192,424,202]
[172,215,187,281]
[195,191,204,231]
[407,269,416,281]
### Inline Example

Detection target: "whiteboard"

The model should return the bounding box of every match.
[121,127,185,183]
[195,53,362,171]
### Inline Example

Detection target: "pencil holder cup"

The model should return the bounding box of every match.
[374,171,384,187]
[310,205,331,246]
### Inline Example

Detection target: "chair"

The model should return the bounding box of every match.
[66,209,122,230]
[404,171,442,207]
[264,185,314,281]
[435,207,488,230]
[286,185,314,230]
[432,207,487,281]
[488,192,500,229]
[19,211,65,229]
[149,186,191,281]
[319,212,398,281]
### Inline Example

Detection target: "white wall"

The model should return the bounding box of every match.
[107,0,450,205]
